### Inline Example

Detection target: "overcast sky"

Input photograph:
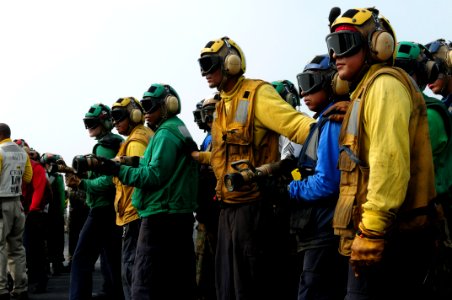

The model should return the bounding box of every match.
[2,0,451,165]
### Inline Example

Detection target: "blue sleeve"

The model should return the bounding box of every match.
[289,120,341,201]
[201,133,212,151]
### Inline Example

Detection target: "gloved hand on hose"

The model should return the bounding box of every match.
[350,222,386,277]
[94,157,121,176]
[323,100,350,122]
[65,173,81,188]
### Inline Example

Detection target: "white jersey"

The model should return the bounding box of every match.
[0,141,27,197]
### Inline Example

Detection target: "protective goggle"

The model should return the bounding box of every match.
[426,40,445,55]
[198,55,222,76]
[111,108,129,122]
[140,97,161,114]
[83,118,100,129]
[395,58,440,84]
[326,31,363,58]
[297,72,324,95]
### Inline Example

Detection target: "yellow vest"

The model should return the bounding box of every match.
[113,125,153,225]
[333,67,436,255]
[210,79,280,203]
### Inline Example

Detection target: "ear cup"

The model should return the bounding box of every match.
[285,93,296,107]
[224,53,241,75]
[331,72,350,96]
[98,104,114,131]
[130,109,143,123]
[165,95,179,115]
[103,119,113,131]
[369,30,394,62]
[447,49,452,69]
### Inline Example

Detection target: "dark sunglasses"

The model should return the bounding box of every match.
[83,118,100,129]
[140,97,160,114]
[297,72,324,95]
[326,31,363,58]
[111,109,129,122]
[198,55,222,76]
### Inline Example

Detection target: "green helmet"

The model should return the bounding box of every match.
[271,80,300,108]
[40,152,63,165]
[141,83,181,116]
[83,103,113,131]
[395,41,440,88]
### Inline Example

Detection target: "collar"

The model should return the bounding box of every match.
[220,76,245,102]
[0,138,12,145]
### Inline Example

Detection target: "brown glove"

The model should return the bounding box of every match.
[350,224,386,277]
[323,100,350,122]
[65,173,81,188]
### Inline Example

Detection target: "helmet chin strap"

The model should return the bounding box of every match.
[216,68,229,92]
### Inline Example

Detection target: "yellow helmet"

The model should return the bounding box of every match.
[199,36,246,76]
[327,7,396,64]
[111,97,144,124]
[201,93,220,124]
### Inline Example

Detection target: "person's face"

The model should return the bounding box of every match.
[144,107,162,128]
[303,89,328,113]
[205,67,223,89]
[428,73,447,95]
[88,125,102,138]
[114,118,130,135]
[333,48,366,81]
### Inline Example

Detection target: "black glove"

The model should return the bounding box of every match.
[278,157,297,178]
[118,156,140,167]
[323,100,350,122]
[93,157,121,176]
[185,138,200,154]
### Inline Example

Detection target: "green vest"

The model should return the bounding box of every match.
[424,94,452,200]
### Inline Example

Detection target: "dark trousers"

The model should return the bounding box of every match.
[345,228,435,300]
[215,201,283,300]
[46,212,65,268]
[298,246,348,300]
[23,211,48,289]
[121,219,141,300]
[132,213,196,300]
[69,206,124,300]
[68,204,89,262]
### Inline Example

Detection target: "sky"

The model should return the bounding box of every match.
[2,0,451,166]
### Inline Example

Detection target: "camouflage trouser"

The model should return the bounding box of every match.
[195,222,216,300]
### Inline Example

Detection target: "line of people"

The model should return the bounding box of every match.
[0,5,451,300]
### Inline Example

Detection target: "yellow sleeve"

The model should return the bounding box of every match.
[126,140,148,157]
[361,74,412,233]
[254,84,314,146]
[23,156,33,184]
